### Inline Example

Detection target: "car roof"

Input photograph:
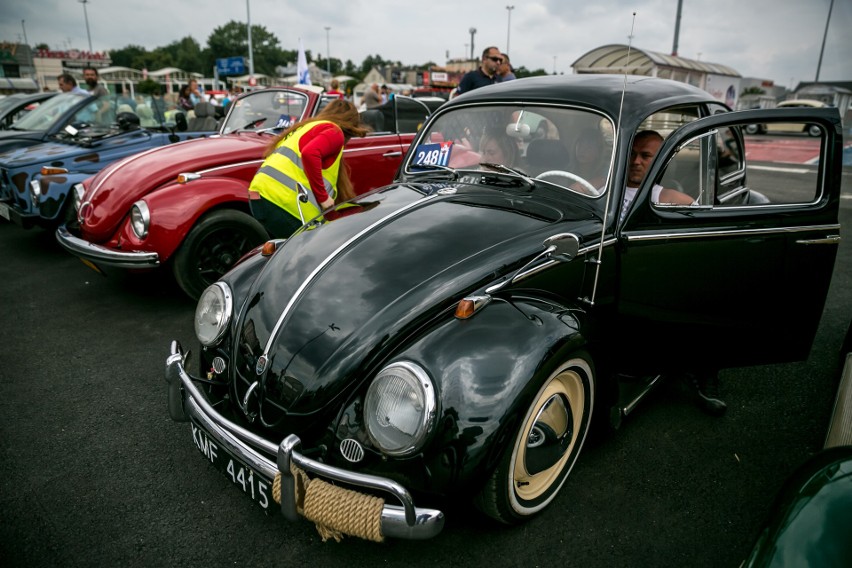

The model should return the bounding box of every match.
[444,74,715,124]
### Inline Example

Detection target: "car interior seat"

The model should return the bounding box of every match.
[188,102,218,131]
[135,104,158,127]
[525,139,570,176]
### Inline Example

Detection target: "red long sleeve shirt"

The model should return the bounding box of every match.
[297,122,345,203]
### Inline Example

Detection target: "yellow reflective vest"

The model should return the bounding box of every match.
[249,120,343,221]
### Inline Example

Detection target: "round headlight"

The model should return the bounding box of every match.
[194,283,233,346]
[130,200,150,239]
[364,362,436,456]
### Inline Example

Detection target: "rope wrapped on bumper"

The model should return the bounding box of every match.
[273,465,385,543]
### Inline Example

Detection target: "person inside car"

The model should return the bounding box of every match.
[620,130,694,222]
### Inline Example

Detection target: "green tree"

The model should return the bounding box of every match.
[515,66,549,78]
[741,86,765,96]
[135,78,163,95]
[159,37,205,74]
[206,21,291,77]
[109,45,149,68]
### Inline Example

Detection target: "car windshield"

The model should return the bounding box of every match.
[50,94,171,139]
[11,92,89,131]
[221,89,311,134]
[407,104,615,196]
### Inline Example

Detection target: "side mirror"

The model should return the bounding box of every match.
[543,233,580,262]
[174,112,188,132]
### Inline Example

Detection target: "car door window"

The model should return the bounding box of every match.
[653,120,823,211]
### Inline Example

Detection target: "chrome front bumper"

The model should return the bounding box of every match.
[164,340,445,540]
[56,225,160,269]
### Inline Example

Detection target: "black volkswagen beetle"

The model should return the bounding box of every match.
[165,75,843,541]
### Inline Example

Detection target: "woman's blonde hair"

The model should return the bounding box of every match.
[265,99,369,202]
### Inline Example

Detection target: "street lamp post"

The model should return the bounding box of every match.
[325,26,331,76]
[469,27,476,60]
[79,0,93,53]
[246,0,255,80]
[506,5,515,55]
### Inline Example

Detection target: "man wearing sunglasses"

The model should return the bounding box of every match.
[454,46,502,97]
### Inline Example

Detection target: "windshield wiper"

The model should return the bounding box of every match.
[407,163,459,181]
[237,117,268,132]
[479,162,535,189]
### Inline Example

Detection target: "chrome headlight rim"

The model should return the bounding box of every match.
[364,361,437,457]
[130,200,150,239]
[72,183,86,213]
[194,282,233,347]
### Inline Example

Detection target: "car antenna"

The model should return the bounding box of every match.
[583,11,636,307]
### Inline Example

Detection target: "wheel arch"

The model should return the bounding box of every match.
[142,177,253,262]
[395,295,594,490]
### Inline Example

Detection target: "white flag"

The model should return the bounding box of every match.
[297,38,310,85]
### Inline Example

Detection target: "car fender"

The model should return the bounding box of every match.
[379,293,589,491]
[34,171,90,221]
[133,176,253,262]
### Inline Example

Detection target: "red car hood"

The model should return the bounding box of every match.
[80,132,267,240]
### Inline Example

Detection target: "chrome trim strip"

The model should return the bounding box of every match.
[485,237,617,294]
[262,195,440,356]
[165,341,444,539]
[89,139,200,196]
[56,225,160,268]
[625,223,841,242]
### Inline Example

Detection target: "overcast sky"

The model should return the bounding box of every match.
[3,0,850,89]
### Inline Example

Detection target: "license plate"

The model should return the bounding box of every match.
[190,419,275,512]
[0,202,9,221]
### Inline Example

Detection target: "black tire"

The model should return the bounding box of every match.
[172,209,269,299]
[474,353,594,524]
[744,124,760,135]
[806,124,821,137]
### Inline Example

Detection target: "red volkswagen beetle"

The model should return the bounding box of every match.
[57,85,440,298]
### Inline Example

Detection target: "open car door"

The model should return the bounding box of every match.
[616,107,843,372]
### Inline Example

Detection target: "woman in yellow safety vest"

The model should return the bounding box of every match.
[248,98,368,237]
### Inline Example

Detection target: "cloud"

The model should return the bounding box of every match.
[2,0,849,86]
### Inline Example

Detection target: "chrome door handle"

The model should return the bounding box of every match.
[795,235,841,245]
[382,151,402,157]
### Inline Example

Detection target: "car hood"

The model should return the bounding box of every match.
[81,132,267,239]
[231,182,593,429]
[0,131,153,169]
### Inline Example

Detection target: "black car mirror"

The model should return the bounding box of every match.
[175,112,188,132]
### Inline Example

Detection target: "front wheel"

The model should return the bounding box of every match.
[475,354,594,524]
[172,209,269,299]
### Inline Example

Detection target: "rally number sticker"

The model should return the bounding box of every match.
[412,141,453,167]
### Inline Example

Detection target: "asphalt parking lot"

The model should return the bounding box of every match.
[0,170,850,567]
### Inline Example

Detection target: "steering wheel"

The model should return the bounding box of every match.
[536,170,600,196]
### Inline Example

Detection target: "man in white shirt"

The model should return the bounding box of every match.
[620,130,694,223]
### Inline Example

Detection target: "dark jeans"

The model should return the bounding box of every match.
[249,195,301,239]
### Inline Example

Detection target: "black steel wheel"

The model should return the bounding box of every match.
[172,209,268,299]
[475,353,594,524]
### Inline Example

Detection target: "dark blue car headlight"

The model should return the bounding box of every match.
[364,361,436,456]
[195,283,233,347]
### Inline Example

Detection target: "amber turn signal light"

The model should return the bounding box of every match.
[40,166,68,176]
[454,295,491,319]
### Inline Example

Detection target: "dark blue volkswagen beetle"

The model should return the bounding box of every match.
[0,93,212,228]
[165,75,844,541]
